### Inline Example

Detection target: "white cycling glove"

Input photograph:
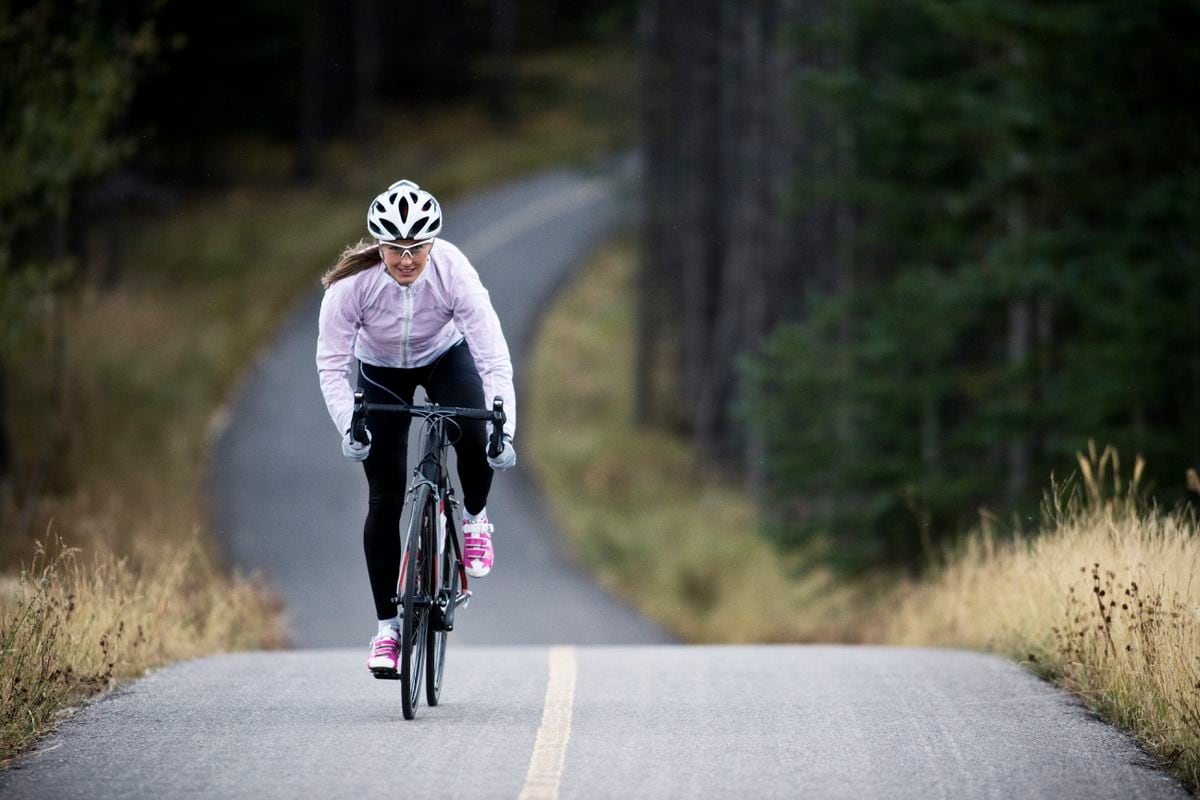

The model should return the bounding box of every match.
[342,428,371,461]
[488,434,516,471]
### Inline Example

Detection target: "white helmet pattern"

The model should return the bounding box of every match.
[367,179,442,242]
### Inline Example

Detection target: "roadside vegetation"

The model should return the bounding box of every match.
[1,540,280,761]
[528,239,1200,792]
[886,451,1200,789]
[0,46,635,766]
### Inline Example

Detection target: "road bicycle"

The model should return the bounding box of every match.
[350,390,506,720]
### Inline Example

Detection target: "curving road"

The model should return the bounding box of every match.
[0,165,1188,799]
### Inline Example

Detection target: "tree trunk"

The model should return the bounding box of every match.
[419,0,450,96]
[351,0,380,139]
[1006,296,1032,504]
[1005,190,1031,507]
[636,0,670,426]
[294,2,324,182]
[831,1,858,454]
[0,364,10,489]
[678,0,721,446]
[489,0,518,126]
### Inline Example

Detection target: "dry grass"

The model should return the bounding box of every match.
[526,239,884,643]
[0,539,283,764]
[0,45,636,764]
[884,446,1200,788]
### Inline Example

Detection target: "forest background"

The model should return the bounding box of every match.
[638,0,1199,573]
[5,0,1197,579]
[1,0,630,557]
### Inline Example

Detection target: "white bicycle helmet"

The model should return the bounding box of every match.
[367,179,442,242]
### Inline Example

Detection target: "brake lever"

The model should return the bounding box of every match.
[487,397,506,459]
[351,390,370,445]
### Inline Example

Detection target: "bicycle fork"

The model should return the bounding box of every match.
[394,485,473,626]
[431,490,473,632]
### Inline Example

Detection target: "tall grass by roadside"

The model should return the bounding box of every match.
[0,46,635,765]
[528,238,1199,791]
[0,539,282,763]
[884,446,1200,789]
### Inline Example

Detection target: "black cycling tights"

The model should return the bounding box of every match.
[358,341,492,619]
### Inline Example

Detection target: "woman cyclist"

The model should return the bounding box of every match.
[316,179,517,675]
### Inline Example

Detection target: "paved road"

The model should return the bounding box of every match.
[0,166,1189,798]
[0,647,1187,799]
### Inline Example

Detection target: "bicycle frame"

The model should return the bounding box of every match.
[350,390,505,627]
[398,412,471,629]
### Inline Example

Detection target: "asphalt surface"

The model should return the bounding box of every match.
[0,165,1190,799]
[0,647,1188,799]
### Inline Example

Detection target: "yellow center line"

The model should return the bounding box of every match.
[518,646,578,800]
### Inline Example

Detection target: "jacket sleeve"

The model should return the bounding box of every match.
[451,262,517,439]
[316,280,360,435]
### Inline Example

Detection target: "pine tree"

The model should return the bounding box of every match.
[739,0,1200,572]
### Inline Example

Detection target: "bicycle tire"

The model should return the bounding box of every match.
[426,497,455,706]
[400,484,432,720]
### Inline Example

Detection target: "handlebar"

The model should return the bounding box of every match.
[351,390,507,458]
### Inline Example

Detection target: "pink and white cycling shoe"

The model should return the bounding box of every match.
[367,628,399,676]
[462,513,495,578]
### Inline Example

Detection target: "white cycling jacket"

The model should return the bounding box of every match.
[316,239,516,438]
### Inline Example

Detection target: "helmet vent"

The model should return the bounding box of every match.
[367,179,442,243]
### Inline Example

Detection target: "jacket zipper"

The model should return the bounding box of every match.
[401,285,413,367]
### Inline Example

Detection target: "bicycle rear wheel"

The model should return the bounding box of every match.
[400,484,432,720]
[426,497,456,706]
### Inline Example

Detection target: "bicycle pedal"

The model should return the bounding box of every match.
[370,667,400,681]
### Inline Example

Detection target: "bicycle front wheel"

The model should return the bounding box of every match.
[400,484,432,720]
[426,497,455,706]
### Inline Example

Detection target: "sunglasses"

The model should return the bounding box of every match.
[380,240,434,260]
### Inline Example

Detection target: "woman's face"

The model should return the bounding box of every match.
[380,240,434,286]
